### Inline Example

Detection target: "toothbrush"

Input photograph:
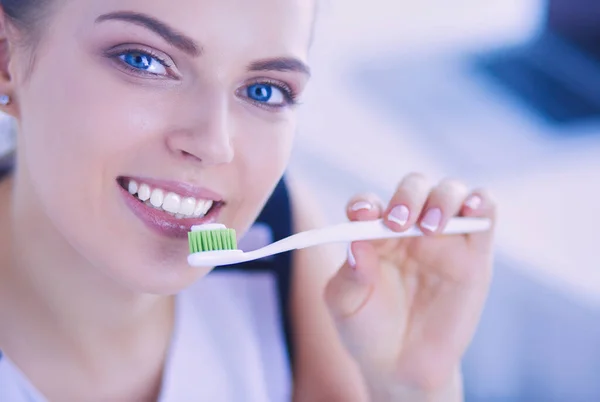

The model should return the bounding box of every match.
[187,217,491,267]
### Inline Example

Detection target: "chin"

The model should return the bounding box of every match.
[112,259,213,296]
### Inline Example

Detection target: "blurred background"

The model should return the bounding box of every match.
[290,0,600,400]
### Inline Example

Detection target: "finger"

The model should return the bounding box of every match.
[460,188,495,219]
[324,241,400,364]
[460,188,497,252]
[346,193,384,221]
[419,178,470,234]
[384,173,432,231]
[325,242,379,320]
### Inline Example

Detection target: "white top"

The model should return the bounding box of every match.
[0,270,292,401]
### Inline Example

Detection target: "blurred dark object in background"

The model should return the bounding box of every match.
[549,0,600,44]
[352,0,600,182]
[478,0,600,125]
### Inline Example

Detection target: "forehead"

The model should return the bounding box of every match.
[64,0,315,60]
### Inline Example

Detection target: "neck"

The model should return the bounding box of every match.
[0,164,174,367]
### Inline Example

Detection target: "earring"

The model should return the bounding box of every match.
[0,95,10,106]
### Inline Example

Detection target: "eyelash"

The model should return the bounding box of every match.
[105,46,174,79]
[243,79,300,111]
[105,47,300,110]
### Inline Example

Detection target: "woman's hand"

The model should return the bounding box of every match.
[324,173,496,401]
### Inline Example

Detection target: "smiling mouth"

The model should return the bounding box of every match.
[117,177,222,219]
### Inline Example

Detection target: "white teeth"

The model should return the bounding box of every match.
[128,180,138,195]
[127,179,215,219]
[162,192,181,214]
[179,197,196,216]
[202,200,213,215]
[138,184,151,201]
[193,200,207,217]
[150,189,164,208]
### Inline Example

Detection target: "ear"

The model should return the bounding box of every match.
[0,9,19,119]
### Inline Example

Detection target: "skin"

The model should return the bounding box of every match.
[0,0,496,401]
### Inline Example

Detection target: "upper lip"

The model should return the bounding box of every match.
[120,176,224,201]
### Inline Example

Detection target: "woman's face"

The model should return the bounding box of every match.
[10,0,314,293]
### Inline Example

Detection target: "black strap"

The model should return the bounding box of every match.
[0,153,12,180]
[213,178,295,365]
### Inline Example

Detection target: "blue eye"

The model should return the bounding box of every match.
[119,51,167,75]
[246,83,286,105]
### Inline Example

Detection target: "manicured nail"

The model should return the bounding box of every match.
[351,201,373,212]
[421,208,442,232]
[347,244,356,268]
[388,205,410,226]
[465,195,482,210]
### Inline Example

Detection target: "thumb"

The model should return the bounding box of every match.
[324,241,382,348]
[325,241,407,368]
[325,242,379,319]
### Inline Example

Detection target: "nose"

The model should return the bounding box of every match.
[166,94,234,166]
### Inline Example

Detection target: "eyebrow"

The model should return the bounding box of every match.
[95,11,202,57]
[248,57,311,77]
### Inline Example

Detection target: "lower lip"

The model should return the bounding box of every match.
[118,184,222,239]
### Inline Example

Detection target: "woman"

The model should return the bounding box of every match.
[0,0,496,401]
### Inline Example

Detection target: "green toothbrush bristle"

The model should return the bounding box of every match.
[188,228,237,253]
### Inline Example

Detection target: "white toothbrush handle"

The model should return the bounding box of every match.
[244,217,491,261]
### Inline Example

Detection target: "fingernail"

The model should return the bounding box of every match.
[351,201,373,212]
[465,195,482,210]
[347,244,356,269]
[388,205,410,226]
[421,208,442,232]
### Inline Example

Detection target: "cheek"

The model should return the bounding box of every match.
[15,58,197,290]
[19,56,164,191]
[238,124,293,176]
[229,116,295,231]
[15,54,174,250]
